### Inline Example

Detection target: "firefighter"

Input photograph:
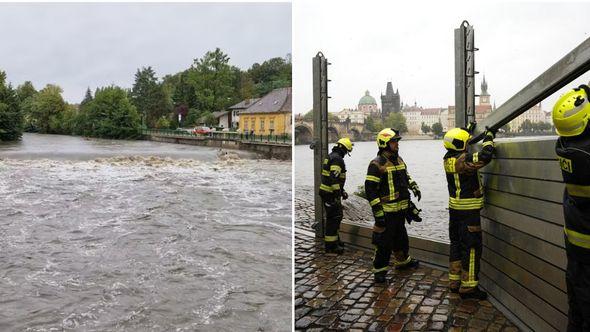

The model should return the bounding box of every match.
[552,85,590,331]
[365,128,421,283]
[319,137,353,254]
[443,126,495,299]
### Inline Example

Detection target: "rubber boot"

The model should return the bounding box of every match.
[395,258,420,270]
[460,287,488,300]
[374,271,387,284]
[325,241,344,254]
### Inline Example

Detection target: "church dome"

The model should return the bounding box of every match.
[359,90,377,105]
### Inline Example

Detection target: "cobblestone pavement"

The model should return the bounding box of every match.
[294,233,520,331]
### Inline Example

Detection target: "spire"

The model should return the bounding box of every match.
[386,82,394,96]
[481,75,489,96]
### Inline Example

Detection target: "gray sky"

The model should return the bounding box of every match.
[0,2,291,103]
[293,0,590,115]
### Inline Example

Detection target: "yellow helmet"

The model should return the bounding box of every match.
[552,86,590,137]
[337,137,353,152]
[377,128,401,148]
[443,128,471,151]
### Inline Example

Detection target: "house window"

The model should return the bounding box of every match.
[270,118,275,130]
[260,118,265,132]
[243,117,248,131]
[251,119,255,132]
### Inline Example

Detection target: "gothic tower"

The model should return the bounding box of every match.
[381,82,401,120]
[479,76,491,105]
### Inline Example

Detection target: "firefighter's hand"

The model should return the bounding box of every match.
[485,127,496,139]
[466,122,476,134]
[372,226,386,247]
[412,188,421,201]
[342,191,349,200]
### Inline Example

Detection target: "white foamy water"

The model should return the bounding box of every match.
[0,134,292,331]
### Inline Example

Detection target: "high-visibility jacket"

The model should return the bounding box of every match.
[365,150,419,223]
[556,133,590,263]
[319,149,346,201]
[443,134,495,210]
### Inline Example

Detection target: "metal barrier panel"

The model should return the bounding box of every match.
[480,137,567,331]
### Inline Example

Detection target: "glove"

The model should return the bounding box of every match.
[406,201,422,224]
[342,191,349,200]
[374,215,386,228]
[412,188,421,201]
[466,122,477,134]
[485,127,496,139]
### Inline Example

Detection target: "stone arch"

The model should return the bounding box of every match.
[295,124,313,145]
[350,128,362,141]
[328,127,339,143]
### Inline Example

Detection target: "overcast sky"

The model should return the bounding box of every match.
[293,0,590,115]
[0,2,291,103]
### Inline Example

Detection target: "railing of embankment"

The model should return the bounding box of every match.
[337,138,567,332]
[141,129,292,145]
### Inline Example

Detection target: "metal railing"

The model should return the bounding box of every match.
[142,128,292,145]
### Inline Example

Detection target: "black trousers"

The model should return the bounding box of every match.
[323,199,343,244]
[567,257,590,332]
[448,209,482,292]
[372,211,410,274]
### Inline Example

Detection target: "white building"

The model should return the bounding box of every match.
[336,108,366,124]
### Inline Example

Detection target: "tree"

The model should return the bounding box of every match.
[0,71,23,141]
[130,66,171,128]
[383,112,407,133]
[431,122,444,137]
[80,87,93,108]
[190,48,239,114]
[238,72,256,100]
[81,86,141,139]
[519,119,534,133]
[248,56,292,97]
[16,81,37,103]
[29,84,67,133]
[421,122,431,134]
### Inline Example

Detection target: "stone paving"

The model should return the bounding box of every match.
[294,233,520,331]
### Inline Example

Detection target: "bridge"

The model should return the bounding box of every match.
[294,118,371,145]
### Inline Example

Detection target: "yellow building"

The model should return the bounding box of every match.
[239,87,292,135]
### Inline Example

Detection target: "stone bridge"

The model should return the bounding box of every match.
[294,119,372,145]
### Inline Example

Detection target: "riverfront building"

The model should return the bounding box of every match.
[239,87,292,135]
[215,98,259,130]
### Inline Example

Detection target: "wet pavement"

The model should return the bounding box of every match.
[294,233,520,331]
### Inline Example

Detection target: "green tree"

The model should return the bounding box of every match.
[248,55,292,96]
[130,66,171,128]
[16,81,37,103]
[29,84,67,134]
[383,112,407,133]
[519,119,533,133]
[431,121,444,137]
[238,72,256,100]
[82,86,141,138]
[155,116,171,129]
[0,71,23,141]
[185,108,200,127]
[190,48,239,114]
[421,122,431,134]
[80,87,93,108]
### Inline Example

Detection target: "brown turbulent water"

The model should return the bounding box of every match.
[0,134,292,331]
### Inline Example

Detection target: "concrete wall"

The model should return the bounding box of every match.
[144,134,292,160]
[338,137,567,332]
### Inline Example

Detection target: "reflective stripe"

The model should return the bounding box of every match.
[374,210,384,217]
[386,164,406,171]
[449,197,484,210]
[372,266,389,273]
[469,248,475,283]
[320,184,333,192]
[366,175,380,183]
[472,152,479,163]
[323,158,328,164]
[388,170,396,201]
[394,255,412,266]
[566,183,590,198]
[482,141,494,148]
[330,165,342,173]
[444,158,456,173]
[453,174,461,198]
[322,170,330,176]
[565,227,590,249]
[325,235,339,242]
[449,274,461,281]
[331,183,340,190]
[461,280,478,287]
[339,173,346,179]
[383,200,409,212]
[369,198,380,206]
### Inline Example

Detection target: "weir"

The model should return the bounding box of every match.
[309,22,590,331]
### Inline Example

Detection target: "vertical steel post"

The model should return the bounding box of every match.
[454,21,476,128]
[312,52,329,239]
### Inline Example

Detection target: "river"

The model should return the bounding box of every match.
[295,139,451,240]
[0,133,292,331]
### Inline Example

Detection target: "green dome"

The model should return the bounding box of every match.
[359,90,377,105]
